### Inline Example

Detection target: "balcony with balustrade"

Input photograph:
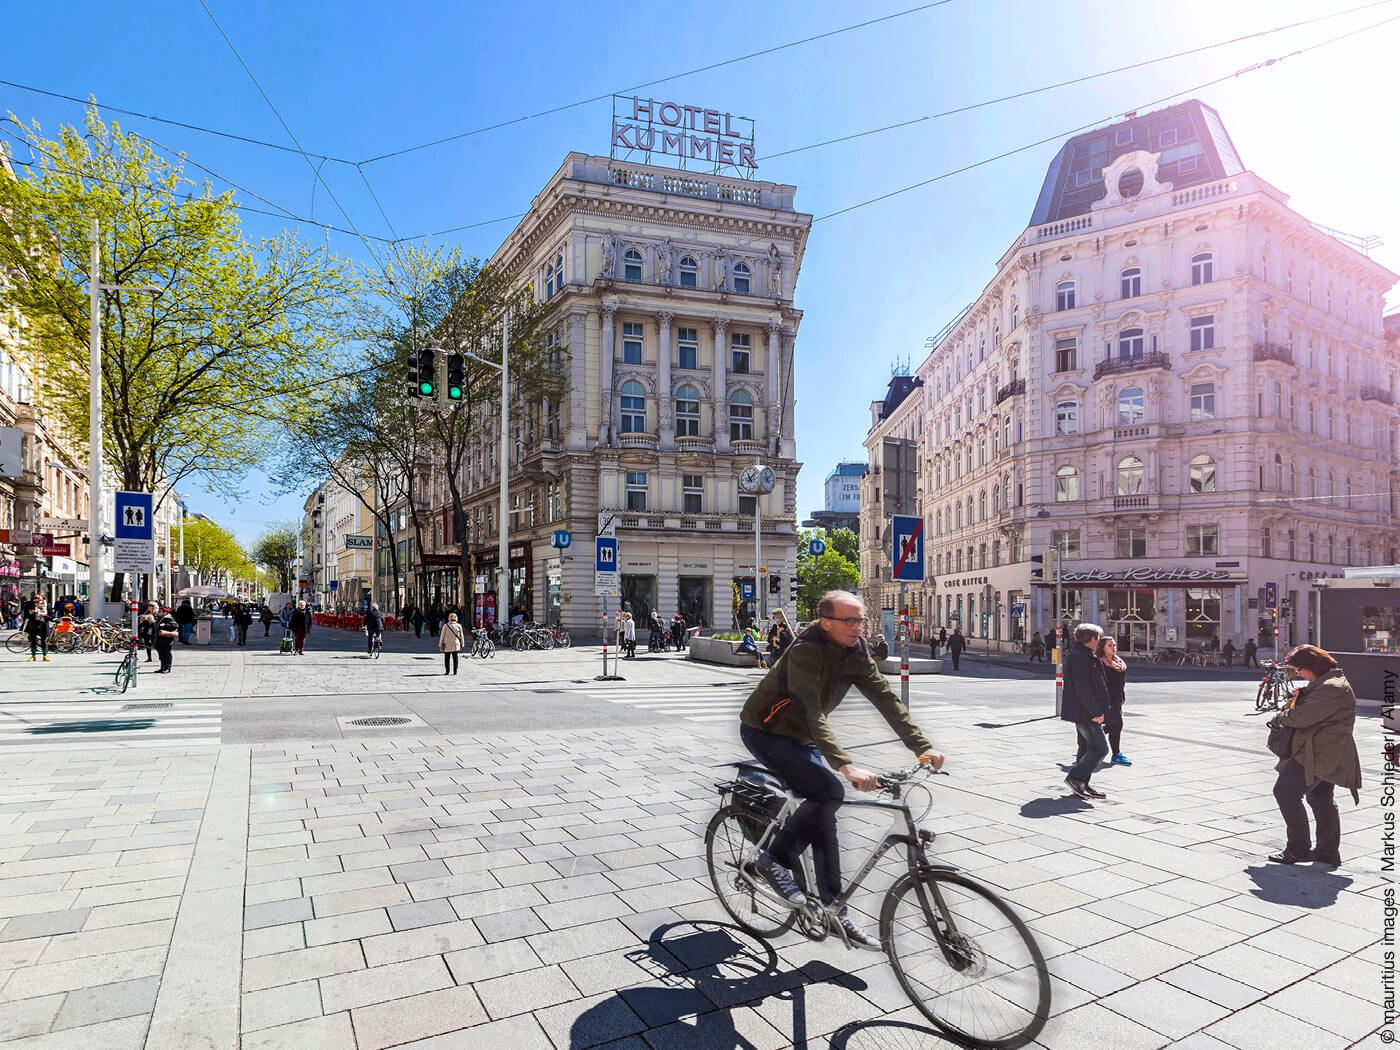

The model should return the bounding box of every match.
[995,378,1025,405]
[1360,385,1395,405]
[730,439,766,456]
[617,431,660,450]
[1093,351,1171,380]
[1253,342,1294,366]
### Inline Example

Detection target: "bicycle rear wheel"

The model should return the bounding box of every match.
[704,805,797,939]
[880,869,1049,1049]
[6,631,29,654]
[1256,681,1275,711]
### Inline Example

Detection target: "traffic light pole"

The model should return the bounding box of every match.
[1052,547,1064,716]
[899,583,909,709]
[497,314,510,630]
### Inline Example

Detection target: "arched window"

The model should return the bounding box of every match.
[955,502,963,528]
[678,256,698,289]
[674,386,700,436]
[1309,465,1319,498]
[1117,387,1145,425]
[1117,455,1144,496]
[732,262,751,294]
[1120,267,1142,298]
[1118,328,1145,359]
[728,390,753,441]
[1011,302,1020,328]
[992,485,1001,513]
[619,381,646,433]
[1056,281,1076,311]
[992,323,1001,346]
[966,496,974,526]
[545,260,557,300]
[1055,465,1079,502]
[1327,469,1336,497]
[1273,452,1283,490]
[1191,251,1214,285]
[978,490,987,521]
[1003,474,1012,509]
[623,249,643,282]
[935,508,942,533]
[1189,454,1216,493]
[1289,460,1297,494]
[1327,408,1335,440]
[1054,401,1078,435]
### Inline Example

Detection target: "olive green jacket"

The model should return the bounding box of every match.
[740,624,932,768]
[1272,668,1362,802]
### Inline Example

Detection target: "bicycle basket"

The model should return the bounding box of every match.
[718,766,787,844]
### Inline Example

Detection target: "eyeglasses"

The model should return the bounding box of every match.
[823,616,865,627]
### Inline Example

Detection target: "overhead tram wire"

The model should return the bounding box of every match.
[195,0,392,277]
[758,0,1399,162]
[355,0,960,166]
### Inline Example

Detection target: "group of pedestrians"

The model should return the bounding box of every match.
[399,601,465,639]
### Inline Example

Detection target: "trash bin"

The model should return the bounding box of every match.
[195,617,212,645]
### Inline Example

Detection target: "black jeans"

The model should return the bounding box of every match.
[1273,759,1339,857]
[1068,720,1109,782]
[443,651,459,674]
[1103,703,1124,755]
[237,624,249,645]
[156,641,173,672]
[740,723,845,904]
[949,649,961,670]
[28,632,47,658]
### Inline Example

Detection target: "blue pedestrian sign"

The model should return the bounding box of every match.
[891,514,925,582]
[809,537,826,557]
[594,537,619,597]
[740,581,755,600]
[113,490,155,575]
[552,530,572,549]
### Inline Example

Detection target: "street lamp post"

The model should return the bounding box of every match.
[87,218,162,620]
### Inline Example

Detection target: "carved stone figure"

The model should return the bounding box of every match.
[715,252,731,290]
[659,239,675,285]
[600,235,616,279]
[768,243,783,296]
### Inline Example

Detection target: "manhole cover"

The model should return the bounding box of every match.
[347,716,412,727]
[121,702,172,711]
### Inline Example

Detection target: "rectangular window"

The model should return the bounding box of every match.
[1189,314,1215,352]
[1056,284,1076,311]
[625,471,647,511]
[1054,339,1077,372]
[1189,383,1215,421]
[730,332,751,374]
[1159,127,1178,148]
[682,474,703,514]
[1054,402,1078,435]
[1262,526,1272,558]
[1185,524,1219,556]
[1115,527,1147,558]
[1052,529,1081,558]
[1177,156,1198,174]
[677,327,698,369]
[1074,170,1095,187]
[622,322,643,364]
[1121,269,1141,299]
[1115,126,1134,145]
[739,494,756,516]
[1191,255,1214,286]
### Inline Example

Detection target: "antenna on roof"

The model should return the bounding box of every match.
[890,356,910,378]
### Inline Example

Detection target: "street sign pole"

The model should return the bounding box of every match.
[899,582,909,708]
[1052,547,1063,716]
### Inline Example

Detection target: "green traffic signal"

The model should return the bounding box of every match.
[447,385,463,401]
[419,380,435,396]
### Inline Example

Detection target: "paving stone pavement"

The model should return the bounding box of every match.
[0,664,1391,1048]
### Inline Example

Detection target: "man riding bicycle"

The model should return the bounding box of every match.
[738,590,944,950]
[363,602,385,654]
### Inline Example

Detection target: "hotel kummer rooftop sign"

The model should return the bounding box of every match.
[611,96,756,175]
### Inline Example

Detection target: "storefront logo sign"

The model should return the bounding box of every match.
[1053,566,1243,585]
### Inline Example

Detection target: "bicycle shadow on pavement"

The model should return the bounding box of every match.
[567,920,868,1050]
[829,1018,950,1050]
[1019,796,1092,819]
[1243,862,1353,909]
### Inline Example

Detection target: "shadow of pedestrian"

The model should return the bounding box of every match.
[1243,863,1353,908]
[28,718,157,734]
[567,920,866,1049]
[1019,796,1091,819]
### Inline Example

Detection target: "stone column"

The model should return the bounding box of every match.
[599,305,616,447]
[566,311,588,450]
[657,311,674,450]
[712,317,730,453]
[780,330,796,459]
[766,322,781,457]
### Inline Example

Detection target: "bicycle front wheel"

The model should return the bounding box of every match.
[6,631,29,654]
[704,805,797,939]
[1255,681,1272,711]
[881,869,1049,1049]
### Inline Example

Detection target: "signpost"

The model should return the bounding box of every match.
[808,537,826,557]
[113,490,154,668]
[551,530,572,550]
[890,515,925,707]
[343,535,373,550]
[594,535,622,681]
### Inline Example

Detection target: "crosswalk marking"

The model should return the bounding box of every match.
[0,700,222,749]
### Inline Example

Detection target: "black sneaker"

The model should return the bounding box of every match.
[1064,777,1091,799]
[754,852,807,908]
[835,909,882,952]
[1082,783,1107,800]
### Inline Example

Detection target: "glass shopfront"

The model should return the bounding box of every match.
[677,576,711,626]
[1108,588,1157,654]
[621,574,656,622]
[545,559,562,627]
[1185,588,1222,646]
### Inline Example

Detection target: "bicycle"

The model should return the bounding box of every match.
[706,761,1049,1049]
[113,638,140,693]
[472,628,495,659]
[1255,659,1296,712]
[366,631,383,659]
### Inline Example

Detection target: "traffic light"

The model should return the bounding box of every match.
[1030,553,1044,581]
[406,350,422,399]
[408,347,438,398]
[769,576,780,596]
[445,353,465,402]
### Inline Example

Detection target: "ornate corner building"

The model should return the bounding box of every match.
[862,100,1399,655]
[397,154,810,632]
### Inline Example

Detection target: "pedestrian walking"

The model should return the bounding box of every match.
[24,596,50,661]
[175,600,195,644]
[260,603,275,637]
[138,610,157,662]
[1243,638,1258,669]
[236,603,253,645]
[1222,638,1236,670]
[622,611,637,658]
[413,607,424,638]
[438,612,464,674]
[288,600,311,656]
[946,627,965,670]
[937,627,947,655]
[1265,645,1360,867]
[154,606,179,672]
[1029,631,1046,663]
[1061,623,1111,799]
[1096,636,1131,766]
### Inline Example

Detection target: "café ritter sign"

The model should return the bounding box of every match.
[1033,566,1245,587]
[611,96,757,173]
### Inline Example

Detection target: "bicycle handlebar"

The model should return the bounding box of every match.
[875,763,949,791]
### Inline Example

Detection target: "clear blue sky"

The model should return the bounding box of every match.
[4,0,1397,546]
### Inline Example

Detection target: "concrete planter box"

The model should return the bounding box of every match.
[688,635,758,667]
[878,657,944,675]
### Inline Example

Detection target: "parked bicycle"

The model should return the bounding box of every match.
[113,638,140,693]
[706,760,1049,1048]
[1255,658,1297,711]
[472,628,495,659]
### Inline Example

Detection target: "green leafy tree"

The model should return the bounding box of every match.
[794,528,860,620]
[0,108,357,596]
[828,527,859,564]
[175,518,246,583]
[250,524,299,593]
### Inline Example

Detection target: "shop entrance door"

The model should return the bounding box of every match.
[1108,588,1157,655]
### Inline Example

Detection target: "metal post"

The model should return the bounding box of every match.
[601,607,608,676]
[1052,547,1063,716]
[753,458,763,622]
[88,219,104,617]
[899,583,909,708]
[497,313,510,629]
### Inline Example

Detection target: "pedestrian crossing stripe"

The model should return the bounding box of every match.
[0,701,221,748]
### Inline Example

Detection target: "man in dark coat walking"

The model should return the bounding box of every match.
[946,627,966,670]
[1061,623,1111,799]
